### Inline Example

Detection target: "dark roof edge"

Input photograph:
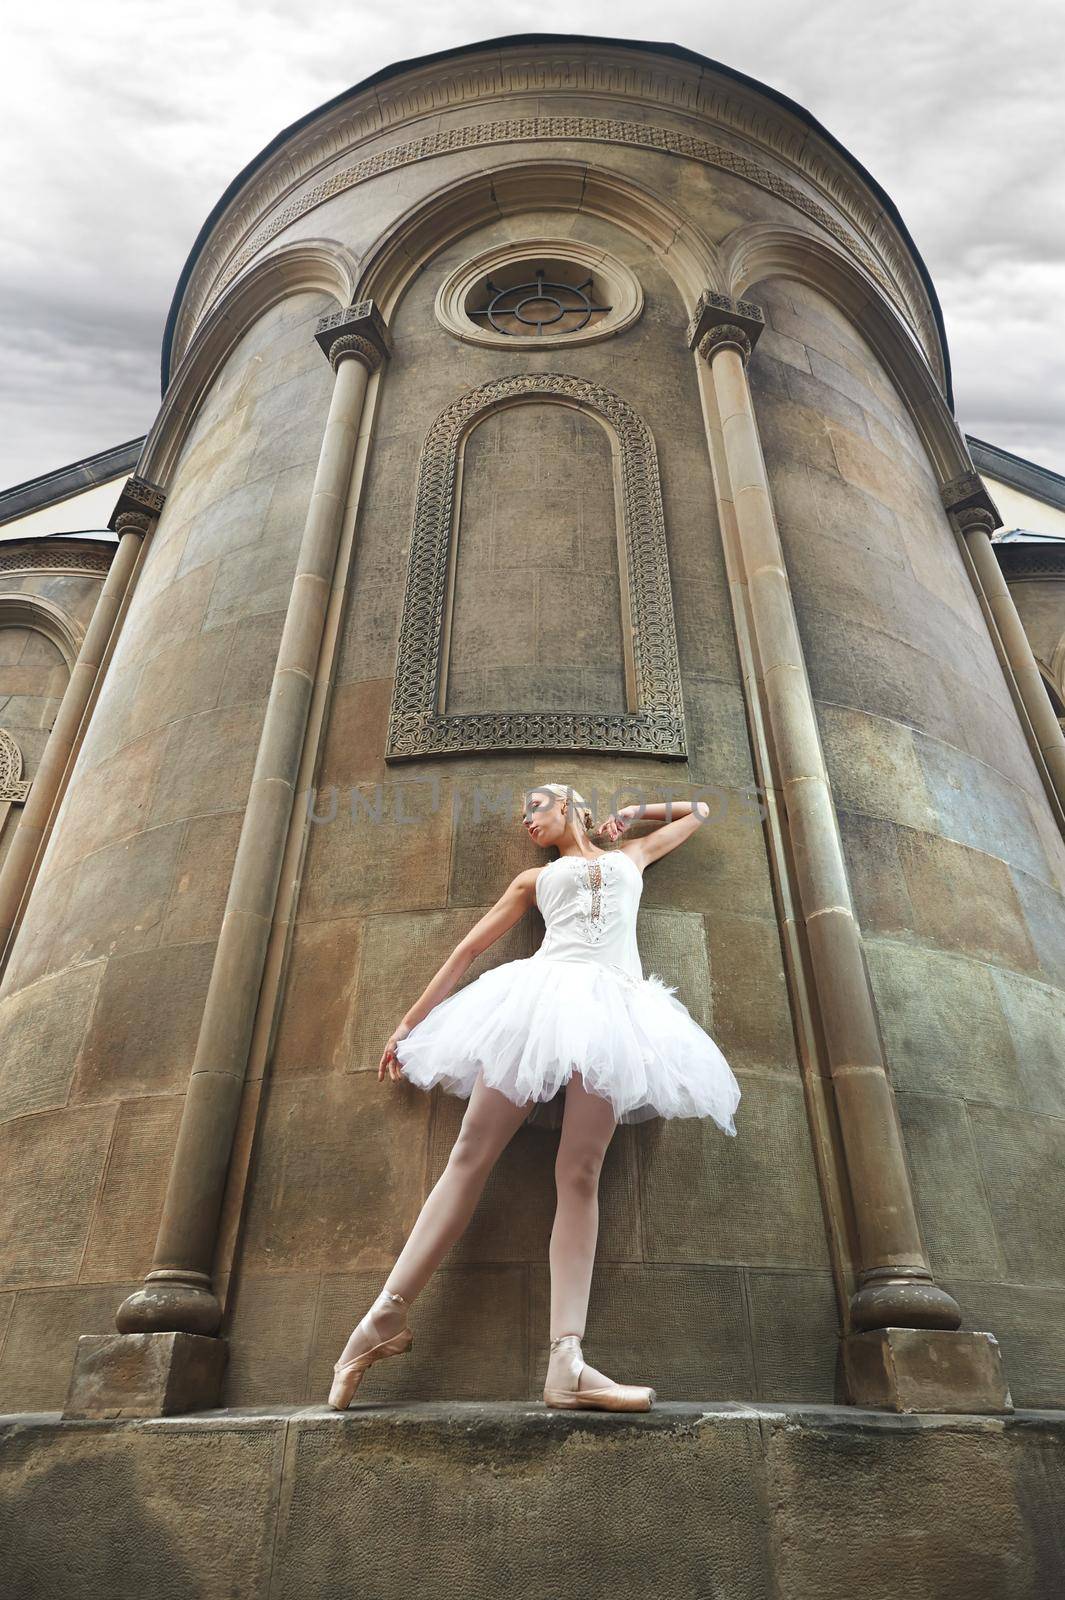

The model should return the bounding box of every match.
[0,437,144,529]
[968,435,1065,514]
[159,31,953,405]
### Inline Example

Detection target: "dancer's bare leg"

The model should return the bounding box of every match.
[336,1072,533,1365]
[546,1070,621,1392]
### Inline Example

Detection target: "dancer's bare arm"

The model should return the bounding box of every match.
[379,869,540,1081]
[603,799,714,871]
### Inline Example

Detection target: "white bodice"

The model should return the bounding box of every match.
[533,849,644,984]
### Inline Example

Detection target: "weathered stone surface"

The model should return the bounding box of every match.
[2,1404,1062,1599]
[64,1330,227,1418]
[842,1326,1012,1413]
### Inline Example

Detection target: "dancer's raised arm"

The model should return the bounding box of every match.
[603,798,713,869]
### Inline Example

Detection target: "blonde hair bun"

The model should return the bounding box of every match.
[530,781,594,834]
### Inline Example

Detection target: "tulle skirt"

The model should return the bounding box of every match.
[393,954,741,1132]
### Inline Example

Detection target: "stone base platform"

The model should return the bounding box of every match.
[2,1401,1063,1598]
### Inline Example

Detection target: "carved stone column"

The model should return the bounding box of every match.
[0,476,165,966]
[690,292,1011,1413]
[64,303,391,1418]
[943,473,1065,832]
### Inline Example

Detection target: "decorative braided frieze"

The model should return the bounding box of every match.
[0,547,112,576]
[0,729,30,803]
[385,373,687,761]
[176,116,933,372]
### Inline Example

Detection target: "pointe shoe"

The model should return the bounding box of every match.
[542,1333,656,1412]
[328,1288,414,1410]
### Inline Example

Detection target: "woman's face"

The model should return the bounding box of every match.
[522,790,569,847]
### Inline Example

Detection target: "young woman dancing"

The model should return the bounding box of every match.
[328,783,740,1413]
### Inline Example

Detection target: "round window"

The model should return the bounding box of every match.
[435,241,643,349]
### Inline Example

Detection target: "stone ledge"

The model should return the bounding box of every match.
[2,1403,1063,1599]
[5,1398,1064,1434]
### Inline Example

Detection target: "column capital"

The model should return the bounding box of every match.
[314,300,391,373]
[940,470,1002,531]
[688,291,766,366]
[107,475,165,534]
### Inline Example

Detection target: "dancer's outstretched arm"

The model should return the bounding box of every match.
[379,868,540,1082]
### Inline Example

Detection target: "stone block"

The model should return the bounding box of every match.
[703,910,798,1071]
[747,1268,841,1402]
[895,1090,1005,1279]
[0,1279,140,1412]
[220,1271,320,1406]
[269,915,362,1078]
[865,938,1024,1103]
[158,809,243,945]
[914,730,1054,883]
[70,941,216,1101]
[894,827,1040,971]
[0,962,103,1120]
[315,1263,530,1402]
[967,1103,1065,1285]
[42,724,171,877]
[937,1276,1065,1407]
[817,703,937,832]
[63,1330,228,1418]
[238,1068,429,1275]
[0,1102,116,1288]
[80,1096,184,1281]
[641,1074,829,1268]
[146,703,263,828]
[300,779,451,920]
[842,1326,1013,1413]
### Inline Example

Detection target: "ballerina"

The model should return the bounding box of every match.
[328,782,741,1413]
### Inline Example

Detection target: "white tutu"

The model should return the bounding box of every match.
[394,951,741,1130]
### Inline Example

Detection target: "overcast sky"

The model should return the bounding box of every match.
[2,0,1062,489]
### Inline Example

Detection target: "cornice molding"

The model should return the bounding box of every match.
[168,47,942,387]
[0,437,144,529]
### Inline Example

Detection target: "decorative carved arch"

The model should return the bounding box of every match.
[385,373,686,761]
[0,729,29,803]
[141,237,360,486]
[355,160,725,319]
[722,222,971,485]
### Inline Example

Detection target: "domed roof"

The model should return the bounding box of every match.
[161,32,951,403]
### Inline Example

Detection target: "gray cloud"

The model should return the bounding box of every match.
[2,0,1062,487]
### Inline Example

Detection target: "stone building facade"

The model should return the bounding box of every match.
[2,34,1065,1442]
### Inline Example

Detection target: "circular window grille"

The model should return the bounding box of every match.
[469,268,612,338]
[436,241,643,350]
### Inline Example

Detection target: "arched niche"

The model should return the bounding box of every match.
[142,237,360,487]
[723,223,967,485]
[385,373,686,760]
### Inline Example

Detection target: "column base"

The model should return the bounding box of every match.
[842,1326,1013,1413]
[62,1331,228,1419]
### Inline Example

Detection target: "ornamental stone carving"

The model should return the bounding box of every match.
[314,301,391,371]
[107,475,166,533]
[385,373,687,761]
[0,730,30,803]
[689,291,766,365]
[171,75,940,380]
